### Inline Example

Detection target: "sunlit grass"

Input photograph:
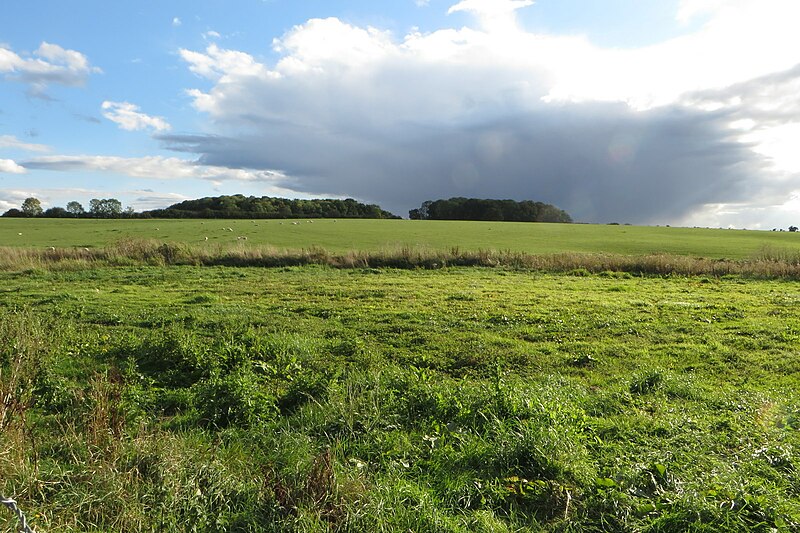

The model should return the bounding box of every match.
[2,265,800,530]
[3,218,800,259]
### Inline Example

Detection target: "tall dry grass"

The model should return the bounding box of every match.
[3,239,800,279]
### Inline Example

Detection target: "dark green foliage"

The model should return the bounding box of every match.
[89,198,123,218]
[409,197,572,223]
[43,206,69,218]
[145,194,399,219]
[21,197,43,217]
[194,369,277,428]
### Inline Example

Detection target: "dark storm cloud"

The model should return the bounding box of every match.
[158,102,770,223]
[683,63,800,126]
[166,9,800,225]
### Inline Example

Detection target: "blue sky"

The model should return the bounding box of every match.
[2,0,799,227]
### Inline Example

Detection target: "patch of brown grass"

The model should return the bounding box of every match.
[3,239,800,279]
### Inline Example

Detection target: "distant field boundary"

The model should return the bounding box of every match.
[3,239,800,279]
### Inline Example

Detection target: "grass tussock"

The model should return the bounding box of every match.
[3,238,800,278]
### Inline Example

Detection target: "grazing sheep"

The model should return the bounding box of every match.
[17,232,22,236]
[237,236,248,240]
[291,222,299,225]
[48,246,56,251]
[204,237,209,241]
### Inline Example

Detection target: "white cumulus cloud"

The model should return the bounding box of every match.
[0,41,100,94]
[101,101,172,132]
[180,44,270,80]
[448,0,535,32]
[0,159,27,174]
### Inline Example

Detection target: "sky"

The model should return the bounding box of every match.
[1,0,800,228]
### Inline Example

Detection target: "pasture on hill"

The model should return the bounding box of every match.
[3,218,800,259]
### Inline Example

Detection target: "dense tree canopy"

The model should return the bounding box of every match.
[21,197,43,217]
[1,208,24,218]
[89,198,123,218]
[66,201,85,216]
[409,198,572,223]
[144,195,399,219]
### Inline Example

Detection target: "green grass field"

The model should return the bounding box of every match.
[3,218,800,259]
[2,221,800,531]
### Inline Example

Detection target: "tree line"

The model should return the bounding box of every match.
[2,197,133,218]
[409,197,573,223]
[145,195,399,219]
[2,195,399,220]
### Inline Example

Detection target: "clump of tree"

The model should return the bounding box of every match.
[409,197,572,223]
[1,197,134,218]
[143,195,399,219]
[21,197,44,217]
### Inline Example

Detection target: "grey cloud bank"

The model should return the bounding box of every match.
[164,5,799,226]
[159,101,771,223]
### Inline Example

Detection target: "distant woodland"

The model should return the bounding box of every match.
[144,195,399,219]
[4,194,573,222]
[2,195,399,220]
[409,198,572,223]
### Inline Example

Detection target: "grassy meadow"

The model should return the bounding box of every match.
[3,218,800,259]
[2,221,800,531]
